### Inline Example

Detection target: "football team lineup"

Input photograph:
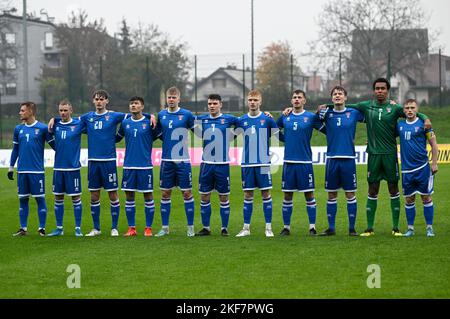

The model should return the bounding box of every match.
[6,78,439,239]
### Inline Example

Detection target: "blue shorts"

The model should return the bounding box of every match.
[402,164,434,197]
[88,161,118,191]
[122,169,154,193]
[325,158,357,192]
[199,163,230,195]
[53,170,82,196]
[18,173,45,198]
[241,166,272,191]
[282,163,315,192]
[160,161,192,190]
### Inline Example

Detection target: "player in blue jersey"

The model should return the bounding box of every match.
[116,96,161,237]
[318,86,365,236]
[195,94,237,237]
[155,87,196,237]
[8,102,55,236]
[276,90,326,236]
[397,99,438,237]
[78,90,127,237]
[47,100,86,237]
[234,90,280,238]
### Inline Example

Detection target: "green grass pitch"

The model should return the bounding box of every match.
[0,164,449,299]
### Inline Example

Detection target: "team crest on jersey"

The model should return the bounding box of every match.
[346,112,351,118]
[178,115,184,121]
[221,119,225,124]
[260,119,265,125]
[415,126,420,133]
[105,115,110,121]
[70,126,76,131]
[386,107,392,113]
[35,129,40,135]
[142,123,147,129]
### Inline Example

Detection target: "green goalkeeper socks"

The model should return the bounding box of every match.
[366,197,378,229]
[391,196,401,229]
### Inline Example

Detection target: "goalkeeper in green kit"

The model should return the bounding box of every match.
[321,78,432,236]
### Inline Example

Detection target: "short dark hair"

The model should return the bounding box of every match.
[330,86,348,97]
[92,89,109,99]
[404,98,418,106]
[208,94,222,101]
[373,78,391,90]
[129,96,144,104]
[20,101,37,115]
[293,90,307,99]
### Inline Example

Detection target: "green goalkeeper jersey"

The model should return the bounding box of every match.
[347,100,428,155]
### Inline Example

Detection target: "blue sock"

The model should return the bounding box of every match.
[282,200,293,226]
[125,200,136,227]
[184,197,195,226]
[405,203,416,227]
[220,200,230,228]
[200,201,212,227]
[110,200,120,229]
[161,199,171,227]
[35,197,47,229]
[347,196,357,230]
[327,198,337,231]
[263,197,273,224]
[19,197,30,229]
[243,198,253,225]
[73,199,82,228]
[306,198,317,225]
[91,200,101,230]
[54,199,64,228]
[145,200,155,227]
[423,200,434,226]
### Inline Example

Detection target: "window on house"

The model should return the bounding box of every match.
[6,83,17,96]
[6,57,16,69]
[212,78,226,88]
[45,32,53,49]
[5,33,16,44]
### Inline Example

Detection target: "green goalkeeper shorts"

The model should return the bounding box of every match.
[367,153,400,184]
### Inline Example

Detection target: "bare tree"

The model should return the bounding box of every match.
[309,0,435,90]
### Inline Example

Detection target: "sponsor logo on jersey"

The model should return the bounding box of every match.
[287,117,291,121]
[162,115,166,120]
[329,113,334,118]
[204,119,208,124]
[89,118,94,122]
[126,125,130,129]
[244,122,248,126]
[20,130,23,134]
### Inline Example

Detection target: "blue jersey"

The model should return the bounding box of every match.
[157,108,195,162]
[235,112,279,166]
[196,113,237,164]
[12,121,54,173]
[323,107,364,158]
[80,111,126,161]
[277,110,324,163]
[397,118,431,172]
[53,119,85,171]
[118,116,162,169]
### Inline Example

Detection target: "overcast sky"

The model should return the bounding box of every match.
[7,0,450,75]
